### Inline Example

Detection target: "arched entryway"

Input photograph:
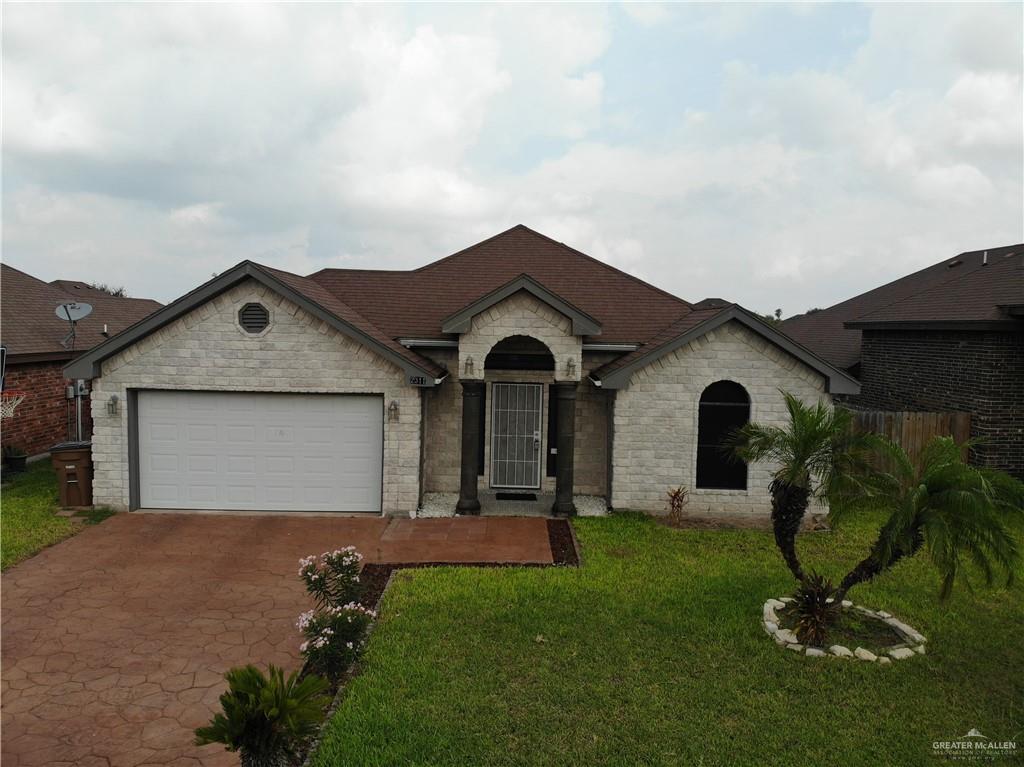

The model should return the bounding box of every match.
[456,334,578,516]
[485,337,554,491]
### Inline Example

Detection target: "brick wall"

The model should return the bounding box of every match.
[612,320,830,516]
[90,279,421,514]
[841,329,1024,479]
[2,361,91,456]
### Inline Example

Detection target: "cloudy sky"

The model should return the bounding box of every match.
[3,3,1021,316]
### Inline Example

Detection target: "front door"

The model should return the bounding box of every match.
[490,382,542,489]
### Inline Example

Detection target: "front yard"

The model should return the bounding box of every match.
[1,461,112,570]
[1,461,78,570]
[314,513,1024,767]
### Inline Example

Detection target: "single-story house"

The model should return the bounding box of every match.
[66,226,858,517]
[784,244,1023,479]
[1,264,161,457]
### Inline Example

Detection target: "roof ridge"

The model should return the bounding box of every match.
[408,224,692,309]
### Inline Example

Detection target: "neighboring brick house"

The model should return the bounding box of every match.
[784,244,1024,479]
[1,265,161,456]
[67,226,857,518]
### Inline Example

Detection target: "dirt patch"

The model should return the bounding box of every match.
[779,608,904,648]
[547,519,579,566]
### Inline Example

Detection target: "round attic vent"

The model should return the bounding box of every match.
[239,302,270,334]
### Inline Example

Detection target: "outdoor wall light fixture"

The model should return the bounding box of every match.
[107,394,120,416]
[388,400,400,422]
[464,356,475,377]
[566,357,577,377]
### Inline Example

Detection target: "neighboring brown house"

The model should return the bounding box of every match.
[784,244,1024,478]
[1,264,161,456]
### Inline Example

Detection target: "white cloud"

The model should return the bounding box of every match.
[2,2,1021,318]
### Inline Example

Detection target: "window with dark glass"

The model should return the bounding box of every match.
[696,380,749,490]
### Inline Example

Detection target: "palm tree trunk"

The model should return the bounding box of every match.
[769,479,809,583]
[835,531,923,603]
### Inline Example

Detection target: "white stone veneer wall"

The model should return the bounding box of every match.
[611,320,830,516]
[458,291,582,382]
[89,279,421,515]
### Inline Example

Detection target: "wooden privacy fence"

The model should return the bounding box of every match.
[850,410,972,467]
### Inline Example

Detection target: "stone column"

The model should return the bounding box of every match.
[551,382,577,516]
[456,380,484,514]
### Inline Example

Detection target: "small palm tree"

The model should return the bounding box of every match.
[730,392,876,583]
[832,436,1024,603]
[195,664,330,767]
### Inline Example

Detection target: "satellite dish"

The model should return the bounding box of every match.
[55,302,93,322]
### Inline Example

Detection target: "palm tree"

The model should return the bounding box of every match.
[832,436,1024,603]
[195,665,330,767]
[730,392,876,583]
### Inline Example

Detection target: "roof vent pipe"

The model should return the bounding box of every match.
[983,250,988,266]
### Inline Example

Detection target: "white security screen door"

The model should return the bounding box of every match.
[138,391,383,512]
[490,383,543,489]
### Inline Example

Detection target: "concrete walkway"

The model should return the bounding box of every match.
[1,513,553,767]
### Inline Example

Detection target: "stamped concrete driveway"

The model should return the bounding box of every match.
[2,513,553,767]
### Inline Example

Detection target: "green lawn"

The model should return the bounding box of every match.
[314,513,1024,767]
[1,460,112,570]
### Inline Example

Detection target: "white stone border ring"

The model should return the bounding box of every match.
[763,597,927,664]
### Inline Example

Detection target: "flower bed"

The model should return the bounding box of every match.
[762,597,927,663]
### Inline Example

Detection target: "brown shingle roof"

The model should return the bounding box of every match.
[589,306,728,379]
[849,250,1024,325]
[257,265,444,378]
[782,244,1023,370]
[309,225,693,344]
[1,264,162,359]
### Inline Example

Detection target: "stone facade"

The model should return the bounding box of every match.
[83,280,840,519]
[2,360,91,456]
[421,348,611,496]
[841,329,1024,479]
[457,292,582,382]
[89,279,421,514]
[611,320,830,515]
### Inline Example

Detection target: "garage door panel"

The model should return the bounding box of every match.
[138,391,383,512]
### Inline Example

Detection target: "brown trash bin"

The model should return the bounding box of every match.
[50,441,93,508]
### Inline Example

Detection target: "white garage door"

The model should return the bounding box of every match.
[138,391,383,512]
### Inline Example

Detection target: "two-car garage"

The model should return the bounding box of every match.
[136,391,384,513]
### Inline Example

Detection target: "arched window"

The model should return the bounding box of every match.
[696,380,750,490]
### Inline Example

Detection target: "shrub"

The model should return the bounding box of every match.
[194,664,329,767]
[790,572,841,647]
[665,485,689,525]
[298,547,363,608]
[297,602,377,682]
